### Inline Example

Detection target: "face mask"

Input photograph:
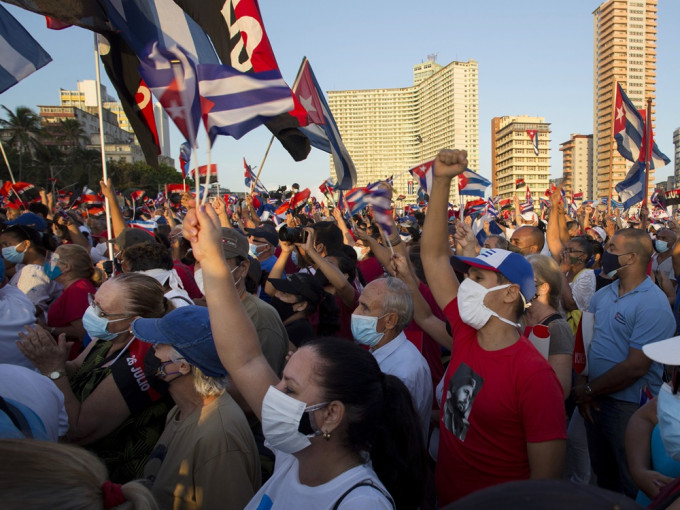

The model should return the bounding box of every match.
[658,383,680,461]
[2,243,26,264]
[155,360,183,379]
[656,240,669,253]
[353,246,367,261]
[457,278,519,329]
[271,297,298,322]
[43,260,63,281]
[260,385,327,454]
[195,265,240,295]
[400,234,412,243]
[351,314,386,348]
[601,250,626,278]
[249,243,266,258]
[82,305,127,341]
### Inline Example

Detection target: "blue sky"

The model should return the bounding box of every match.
[2,0,679,195]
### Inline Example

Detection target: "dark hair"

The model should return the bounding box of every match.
[316,291,340,336]
[568,236,594,259]
[122,242,173,272]
[311,221,343,253]
[0,225,57,256]
[28,202,49,219]
[307,337,426,510]
[325,251,357,283]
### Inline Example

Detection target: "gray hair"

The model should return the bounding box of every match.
[382,277,414,332]
[168,347,229,398]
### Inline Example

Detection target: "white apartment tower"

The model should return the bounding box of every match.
[592,0,659,201]
[492,116,551,201]
[560,134,594,200]
[328,56,479,203]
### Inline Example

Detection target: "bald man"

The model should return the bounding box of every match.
[510,226,545,256]
[573,228,675,497]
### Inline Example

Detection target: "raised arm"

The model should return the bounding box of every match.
[546,190,566,260]
[100,179,128,238]
[264,241,294,297]
[183,203,277,421]
[421,149,468,310]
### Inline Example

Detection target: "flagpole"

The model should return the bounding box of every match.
[0,140,16,184]
[643,97,653,208]
[252,135,274,194]
[201,132,211,205]
[94,33,114,262]
[607,81,617,216]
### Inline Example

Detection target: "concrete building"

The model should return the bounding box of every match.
[673,127,680,188]
[560,134,594,199]
[592,0,659,201]
[328,56,479,203]
[492,116,551,201]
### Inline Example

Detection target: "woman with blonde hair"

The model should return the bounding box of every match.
[18,273,175,482]
[0,439,158,510]
[45,244,105,355]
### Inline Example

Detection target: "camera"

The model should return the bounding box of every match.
[102,260,114,276]
[278,225,308,244]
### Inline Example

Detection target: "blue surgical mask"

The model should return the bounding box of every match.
[655,240,669,253]
[658,383,680,461]
[350,314,386,348]
[43,260,63,281]
[249,243,262,258]
[2,243,26,264]
[82,305,127,341]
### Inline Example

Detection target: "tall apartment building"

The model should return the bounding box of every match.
[592,0,659,201]
[328,56,479,203]
[492,116,551,201]
[560,134,594,199]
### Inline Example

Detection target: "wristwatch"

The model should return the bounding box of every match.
[584,384,593,397]
[45,370,65,381]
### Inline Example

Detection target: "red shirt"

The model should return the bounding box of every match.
[172,261,202,299]
[358,256,384,284]
[47,278,96,328]
[435,298,566,505]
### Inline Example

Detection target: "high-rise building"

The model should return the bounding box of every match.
[328,56,479,203]
[592,0,659,201]
[560,134,594,199]
[673,127,680,188]
[492,116,551,201]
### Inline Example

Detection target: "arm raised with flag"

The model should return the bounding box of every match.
[421,149,468,310]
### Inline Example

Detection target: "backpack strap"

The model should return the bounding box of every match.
[331,479,395,510]
[541,313,563,326]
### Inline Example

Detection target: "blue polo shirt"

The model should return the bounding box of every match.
[588,277,675,403]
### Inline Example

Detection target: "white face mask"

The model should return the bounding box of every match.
[457,278,520,330]
[658,383,680,461]
[260,386,327,454]
[353,245,367,261]
[194,265,241,295]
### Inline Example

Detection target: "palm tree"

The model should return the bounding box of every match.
[57,118,88,150]
[0,105,45,181]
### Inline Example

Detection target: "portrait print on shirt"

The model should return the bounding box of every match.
[443,363,484,441]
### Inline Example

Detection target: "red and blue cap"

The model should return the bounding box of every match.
[451,249,536,303]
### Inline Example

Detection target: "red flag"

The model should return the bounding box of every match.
[515,178,525,189]
[131,190,146,203]
[291,188,311,209]
[135,79,160,152]
[275,202,290,215]
[45,16,72,30]
[165,183,189,194]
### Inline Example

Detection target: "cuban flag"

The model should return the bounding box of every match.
[458,168,491,198]
[520,201,534,214]
[573,191,584,201]
[615,161,646,210]
[651,189,665,209]
[526,130,539,156]
[408,160,435,194]
[0,4,52,94]
[243,158,267,193]
[179,141,191,179]
[197,64,295,144]
[319,178,336,196]
[486,197,499,218]
[293,57,356,189]
[464,199,486,218]
[614,83,670,169]
[128,220,157,235]
[407,180,414,195]
[611,199,624,211]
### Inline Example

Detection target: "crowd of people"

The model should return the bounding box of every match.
[2,148,680,509]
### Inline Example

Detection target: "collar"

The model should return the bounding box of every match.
[608,276,654,299]
[371,331,407,362]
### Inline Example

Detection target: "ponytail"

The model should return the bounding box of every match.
[308,338,426,510]
[371,374,426,510]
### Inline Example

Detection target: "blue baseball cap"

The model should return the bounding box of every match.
[451,248,536,303]
[131,306,226,377]
[4,212,47,232]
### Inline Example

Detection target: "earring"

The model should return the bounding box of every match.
[323,430,331,441]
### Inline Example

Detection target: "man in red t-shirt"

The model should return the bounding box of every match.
[421,149,566,505]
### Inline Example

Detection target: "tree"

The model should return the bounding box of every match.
[108,160,187,195]
[0,105,45,181]
[57,118,88,149]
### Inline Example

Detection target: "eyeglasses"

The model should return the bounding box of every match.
[88,294,130,319]
[564,249,585,254]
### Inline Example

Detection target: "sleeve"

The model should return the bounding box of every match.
[571,271,596,311]
[548,320,575,356]
[109,343,168,413]
[519,365,567,443]
[629,289,677,350]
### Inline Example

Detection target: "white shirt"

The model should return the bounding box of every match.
[245,451,392,509]
[0,284,38,369]
[9,263,61,315]
[652,253,676,283]
[569,269,596,311]
[0,364,69,441]
[371,332,432,443]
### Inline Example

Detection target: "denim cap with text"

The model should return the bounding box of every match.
[132,306,226,377]
[450,248,536,303]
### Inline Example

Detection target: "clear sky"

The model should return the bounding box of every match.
[2,0,679,196]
